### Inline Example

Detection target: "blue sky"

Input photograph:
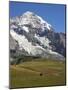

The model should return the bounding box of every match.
[9,1,66,33]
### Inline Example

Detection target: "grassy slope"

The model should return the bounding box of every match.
[10,59,66,89]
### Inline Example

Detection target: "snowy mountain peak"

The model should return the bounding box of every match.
[22,11,35,16]
[10,11,65,60]
[10,11,54,33]
[20,11,53,31]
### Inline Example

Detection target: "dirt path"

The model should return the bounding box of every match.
[10,65,41,74]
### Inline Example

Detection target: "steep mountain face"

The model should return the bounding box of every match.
[45,31,66,57]
[9,11,65,61]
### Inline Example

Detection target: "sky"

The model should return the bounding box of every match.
[9,1,66,33]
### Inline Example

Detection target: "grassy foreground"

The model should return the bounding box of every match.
[10,59,66,89]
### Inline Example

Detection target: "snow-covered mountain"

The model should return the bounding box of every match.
[10,11,65,61]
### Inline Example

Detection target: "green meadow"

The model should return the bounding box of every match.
[10,58,66,89]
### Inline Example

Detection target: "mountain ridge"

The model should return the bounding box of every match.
[10,11,65,62]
